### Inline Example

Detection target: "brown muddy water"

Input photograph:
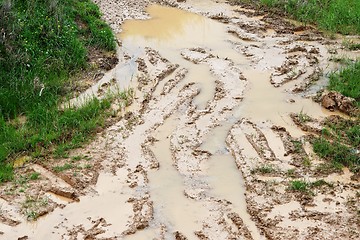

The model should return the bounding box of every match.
[118,4,332,239]
[120,5,262,238]
[1,2,356,240]
[120,4,336,135]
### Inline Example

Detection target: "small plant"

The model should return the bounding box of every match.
[29,172,40,180]
[259,165,275,174]
[321,128,331,136]
[342,40,360,51]
[251,165,275,174]
[313,138,359,171]
[302,157,311,167]
[292,140,303,153]
[329,57,353,65]
[290,180,308,192]
[26,211,38,221]
[40,197,49,207]
[71,155,83,162]
[118,88,135,107]
[298,110,311,123]
[22,195,49,220]
[84,164,92,169]
[286,169,296,178]
[316,162,343,174]
[310,179,333,188]
[14,175,28,186]
[22,196,36,209]
[53,163,74,173]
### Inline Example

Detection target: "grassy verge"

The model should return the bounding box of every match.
[0,0,117,182]
[329,61,360,107]
[310,62,359,173]
[258,0,360,35]
[312,60,360,173]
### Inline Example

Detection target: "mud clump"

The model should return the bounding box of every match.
[174,231,188,240]
[17,236,28,240]
[48,187,79,202]
[227,212,253,239]
[321,91,356,115]
[124,196,154,235]
[65,218,109,240]
[97,55,119,71]
[0,215,20,227]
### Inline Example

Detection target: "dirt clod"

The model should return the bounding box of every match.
[321,91,356,114]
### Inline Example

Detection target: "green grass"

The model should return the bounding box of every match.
[297,110,311,123]
[329,61,360,107]
[252,165,275,174]
[343,40,360,51]
[289,179,332,193]
[289,180,308,192]
[29,172,40,180]
[0,0,117,182]
[53,163,74,173]
[258,0,360,35]
[292,140,303,153]
[0,163,13,182]
[314,117,359,173]
[0,0,115,118]
[323,117,360,147]
[313,138,359,172]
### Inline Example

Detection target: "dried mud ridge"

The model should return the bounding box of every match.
[1,0,359,239]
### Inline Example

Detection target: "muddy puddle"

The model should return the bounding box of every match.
[203,124,263,240]
[147,115,209,239]
[2,1,360,239]
[240,70,339,137]
[2,169,133,239]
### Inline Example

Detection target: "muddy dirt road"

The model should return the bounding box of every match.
[1,0,360,239]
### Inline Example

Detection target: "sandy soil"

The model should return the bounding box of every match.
[1,0,359,239]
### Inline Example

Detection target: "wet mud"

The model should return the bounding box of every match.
[1,0,360,239]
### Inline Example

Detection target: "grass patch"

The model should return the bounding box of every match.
[0,0,118,182]
[292,140,303,153]
[252,165,275,174]
[328,56,354,65]
[313,61,360,173]
[323,117,360,147]
[343,40,360,51]
[29,172,40,180]
[286,169,296,178]
[297,110,311,123]
[0,164,13,182]
[289,179,332,193]
[329,61,360,107]
[258,0,360,35]
[53,163,74,173]
[302,157,311,167]
[1,96,114,161]
[313,138,359,172]
[289,180,308,192]
[310,179,333,188]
